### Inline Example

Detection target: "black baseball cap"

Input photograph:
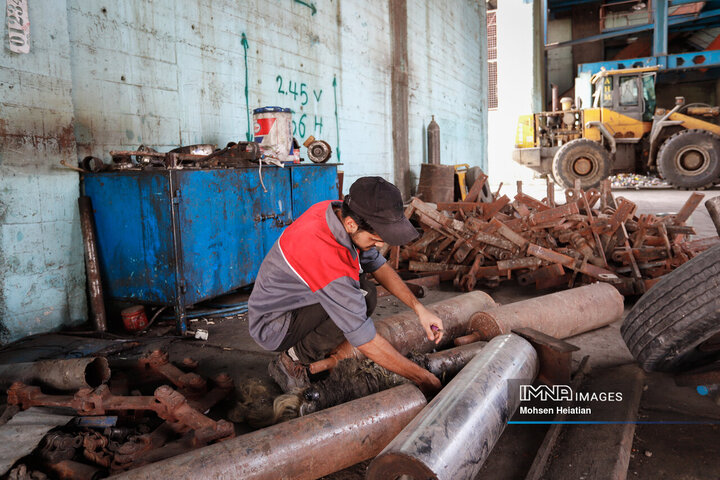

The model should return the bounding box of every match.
[346,177,419,246]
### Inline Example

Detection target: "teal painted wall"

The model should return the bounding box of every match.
[0,0,86,343]
[1,0,487,343]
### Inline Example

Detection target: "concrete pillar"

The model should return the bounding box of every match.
[390,0,410,199]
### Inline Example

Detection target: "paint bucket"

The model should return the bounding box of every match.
[253,106,294,161]
[121,305,148,332]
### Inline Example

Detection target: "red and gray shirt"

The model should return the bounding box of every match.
[248,200,386,350]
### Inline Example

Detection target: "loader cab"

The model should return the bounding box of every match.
[592,69,657,122]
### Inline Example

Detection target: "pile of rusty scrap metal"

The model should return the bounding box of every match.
[3,350,234,478]
[389,178,718,296]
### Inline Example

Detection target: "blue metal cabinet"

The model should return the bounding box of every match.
[83,164,338,333]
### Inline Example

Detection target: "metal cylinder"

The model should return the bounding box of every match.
[416,164,455,203]
[0,357,110,391]
[551,83,559,112]
[376,290,495,355]
[111,384,427,480]
[469,282,624,340]
[78,196,108,332]
[705,195,720,236]
[424,342,487,378]
[427,115,441,165]
[367,334,538,480]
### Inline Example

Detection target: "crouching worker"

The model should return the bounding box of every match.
[248,176,443,395]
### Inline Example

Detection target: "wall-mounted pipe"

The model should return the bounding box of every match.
[110,384,427,480]
[367,334,538,480]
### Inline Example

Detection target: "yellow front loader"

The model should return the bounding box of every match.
[513,67,720,189]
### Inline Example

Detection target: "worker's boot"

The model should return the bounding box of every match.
[268,351,310,392]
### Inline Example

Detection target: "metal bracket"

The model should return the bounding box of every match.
[513,327,580,386]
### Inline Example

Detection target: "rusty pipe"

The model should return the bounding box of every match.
[0,357,110,391]
[367,334,538,480]
[468,282,624,340]
[79,196,108,332]
[706,196,720,237]
[309,291,496,373]
[110,384,427,480]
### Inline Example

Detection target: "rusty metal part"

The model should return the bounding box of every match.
[138,351,207,396]
[46,460,102,480]
[38,433,82,464]
[78,196,107,332]
[496,256,543,271]
[367,334,538,480]
[0,357,110,391]
[467,282,624,340]
[517,263,565,287]
[465,170,489,203]
[111,384,427,480]
[527,202,579,226]
[424,342,487,378]
[7,383,234,441]
[674,192,705,225]
[82,431,112,468]
[527,244,620,282]
[706,196,720,237]
[308,291,496,373]
[513,328,580,385]
[490,217,529,249]
[306,139,332,163]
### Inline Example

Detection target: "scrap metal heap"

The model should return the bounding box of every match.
[4,351,234,477]
[395,178,718,296]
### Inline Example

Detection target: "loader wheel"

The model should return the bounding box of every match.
[657,129,720,190]
[551,139,611,189]
[620,243,720,372]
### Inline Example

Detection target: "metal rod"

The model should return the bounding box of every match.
[367,334,539,480]
[78,196,108,332]
[0,357,110,391]
[705,196,720,237]
[468,282,624,340]
[110,384,427,480]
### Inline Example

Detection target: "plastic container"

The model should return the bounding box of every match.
[253,106,293,161]
[121,305,149,332]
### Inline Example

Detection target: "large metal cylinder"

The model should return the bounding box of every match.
[468,282,624,340]
[0,357,110,391]
[706,196,720,236]
[111,384,427,480]
[376,290,495,355]
[367,334,538,480]
[416,164,455,203]
[424,342,487,378]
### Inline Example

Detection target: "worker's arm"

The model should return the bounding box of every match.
[357,333,441,395]
[370,263,444,344]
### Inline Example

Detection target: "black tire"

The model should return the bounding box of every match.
[620,243,720,372]
[551,138,611,189]
[656,129,720,190]
[465,166,493,203]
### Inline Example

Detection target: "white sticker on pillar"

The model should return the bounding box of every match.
[7,0,30,54]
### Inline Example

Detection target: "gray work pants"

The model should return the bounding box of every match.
[275,274,377,364]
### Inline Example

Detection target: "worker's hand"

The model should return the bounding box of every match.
[416,305,444,344]
[416,369,442,396]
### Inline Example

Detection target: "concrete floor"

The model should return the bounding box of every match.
[146,185,720,478]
